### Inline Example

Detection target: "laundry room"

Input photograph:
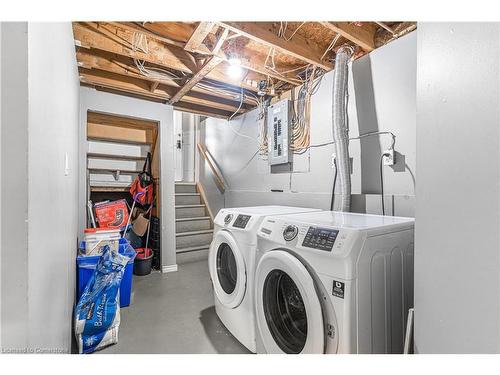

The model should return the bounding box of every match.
[3,2,500,372]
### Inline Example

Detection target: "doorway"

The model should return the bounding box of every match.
[86,110,162,269]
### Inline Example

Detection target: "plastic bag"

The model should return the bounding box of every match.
[74,245,135,354]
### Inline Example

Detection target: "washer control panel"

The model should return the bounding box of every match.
[233,214,251,229]
[302,227,339,251]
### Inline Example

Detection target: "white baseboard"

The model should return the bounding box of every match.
[162,264,178,273]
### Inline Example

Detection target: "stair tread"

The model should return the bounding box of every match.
[176,216,211,222]
[176,229,213,237]
[176,244,210,252]
[175,193,201,196]
[175,204,205,208]
[175,182,197,186]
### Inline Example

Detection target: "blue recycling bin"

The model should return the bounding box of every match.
[77,238,135,307]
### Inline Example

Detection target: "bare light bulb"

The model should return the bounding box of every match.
[227,57,243,79]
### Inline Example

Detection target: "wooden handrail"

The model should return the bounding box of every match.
[197,143,226,193]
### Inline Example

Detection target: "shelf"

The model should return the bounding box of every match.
[87,136,151,146]
[90,186,130,193]
[88,168,141,174]
[87,152,146,161]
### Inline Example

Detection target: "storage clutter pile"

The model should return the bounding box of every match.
[74,152,159,353]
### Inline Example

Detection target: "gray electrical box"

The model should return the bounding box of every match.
[267,99,292,166]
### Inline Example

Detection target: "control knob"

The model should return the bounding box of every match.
[283,225,299,241]
[224,214,233,224]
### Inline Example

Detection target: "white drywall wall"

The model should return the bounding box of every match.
[79,87,176,270]
[1,22,79,353]
[0,22,2,347]
[1,22,30,351]
[415,23,500,353]
[27,23,80,352]
[199,32,416,218]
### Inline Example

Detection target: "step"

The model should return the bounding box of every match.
[175,204,206,219]
[175,229,213,248]
[175,193,201,205]
[175,182,197,194]
[176,247,209,265]
[176,216,212,232]
[176,244,211,254]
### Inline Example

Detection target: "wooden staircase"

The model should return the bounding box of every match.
[175,182,213,260]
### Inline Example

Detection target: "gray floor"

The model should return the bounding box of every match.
[99,257,251,354]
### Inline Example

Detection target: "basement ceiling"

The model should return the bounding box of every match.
[73,21,416,119]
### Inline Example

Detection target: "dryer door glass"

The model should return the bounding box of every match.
[262,269,307,353]
[216,243,238,294]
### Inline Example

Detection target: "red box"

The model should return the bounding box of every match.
[94,199,129,229]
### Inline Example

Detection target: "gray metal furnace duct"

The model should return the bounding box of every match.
[332,46,353,212]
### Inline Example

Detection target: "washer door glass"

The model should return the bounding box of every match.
[263,269,307,353]
[216,243,238,294]
[208,230,247,309]
[255,250,325,353]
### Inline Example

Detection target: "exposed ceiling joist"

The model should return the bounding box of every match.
[109,22,186,48]
[76,49,255,105]
[173,101,233,119]
[74,22,286,92]
[169,56,223,104]
[184,22,217,53]
[73,22,197,74]
[319,22,376,51]
[73,21,416,119]
[79,68,246,114]
[219,22,332,70]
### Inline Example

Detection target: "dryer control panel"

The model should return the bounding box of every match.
[232,214,251,229]
[302,227,339,251]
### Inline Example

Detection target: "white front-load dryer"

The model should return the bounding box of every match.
[254,211,415,354]
[208,206,322,353]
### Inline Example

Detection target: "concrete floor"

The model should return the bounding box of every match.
[99,257,251,354]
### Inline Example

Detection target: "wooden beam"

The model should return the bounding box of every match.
[319,22,375,51]
[212,28,229,54]
[73,22,276,92]
[184,22,216,53]
[73,22,197,74]
[110,22,186,48]
[169,28,231,105]
[169,56,223,104]
[219,22,332,70]
[149,81,160,92]
[174,101,233,119]
[76,48,257,103]
[79,68,248,114]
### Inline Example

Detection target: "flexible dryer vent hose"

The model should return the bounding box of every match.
[332,46,353,212]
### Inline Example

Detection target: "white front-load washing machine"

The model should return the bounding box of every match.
[254,211,414,354]
[208,206,322,353]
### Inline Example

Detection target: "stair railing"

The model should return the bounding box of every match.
[197,143,226,193]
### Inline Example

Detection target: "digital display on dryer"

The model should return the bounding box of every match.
[232,214,251,229]
[302,227,339,251]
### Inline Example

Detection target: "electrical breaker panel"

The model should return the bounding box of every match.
[267,99,292,166]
